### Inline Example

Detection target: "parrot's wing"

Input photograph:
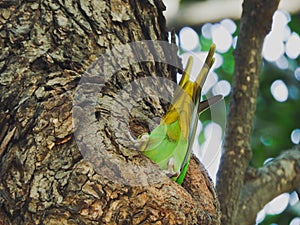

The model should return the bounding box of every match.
[176,95,223,184]
[175,97,200,184]
[176,45,223,184]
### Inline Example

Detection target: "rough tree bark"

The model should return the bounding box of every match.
[216,1,300,225]
[0,0,220,224]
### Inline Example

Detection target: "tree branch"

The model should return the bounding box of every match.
[237,146,300,224]
[216,0,280,224]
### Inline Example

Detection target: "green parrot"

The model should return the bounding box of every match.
[140,44,223,184]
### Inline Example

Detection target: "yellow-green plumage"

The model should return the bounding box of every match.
[141,44,222,184]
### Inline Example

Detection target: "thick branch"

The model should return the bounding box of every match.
[216,0,280,224]
[237,146,300,224]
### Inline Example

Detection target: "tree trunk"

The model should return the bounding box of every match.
[0,0,220,224]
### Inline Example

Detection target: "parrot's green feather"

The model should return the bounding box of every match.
[176,160,189,185]
[141,44,223,184]
[143,120,188,173]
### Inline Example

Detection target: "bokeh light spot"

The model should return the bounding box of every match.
[264,193,290,215]
[202,71,218,94]
[275,55,289,70]
[270,80,288,102]
[295,67,300,81]
[286,32,300,59]
[213,53,223,69]
[220,18,236,34]
[212,24,232,53]
[289,191,299,206]
[260,135,273,146]
[273,10,290,30]
[200,122,223,183]
[212,80,231,97]
[179,27,200,51]
[291,129,300,144]
[201,23,213,39]
[290,218,300,225]
[263,35,284,62]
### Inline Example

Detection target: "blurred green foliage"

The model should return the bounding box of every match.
[252,13,300,169]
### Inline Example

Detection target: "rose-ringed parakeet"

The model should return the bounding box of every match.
[140,44,223,184]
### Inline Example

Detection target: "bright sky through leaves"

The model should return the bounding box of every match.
[263,10,300,62]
